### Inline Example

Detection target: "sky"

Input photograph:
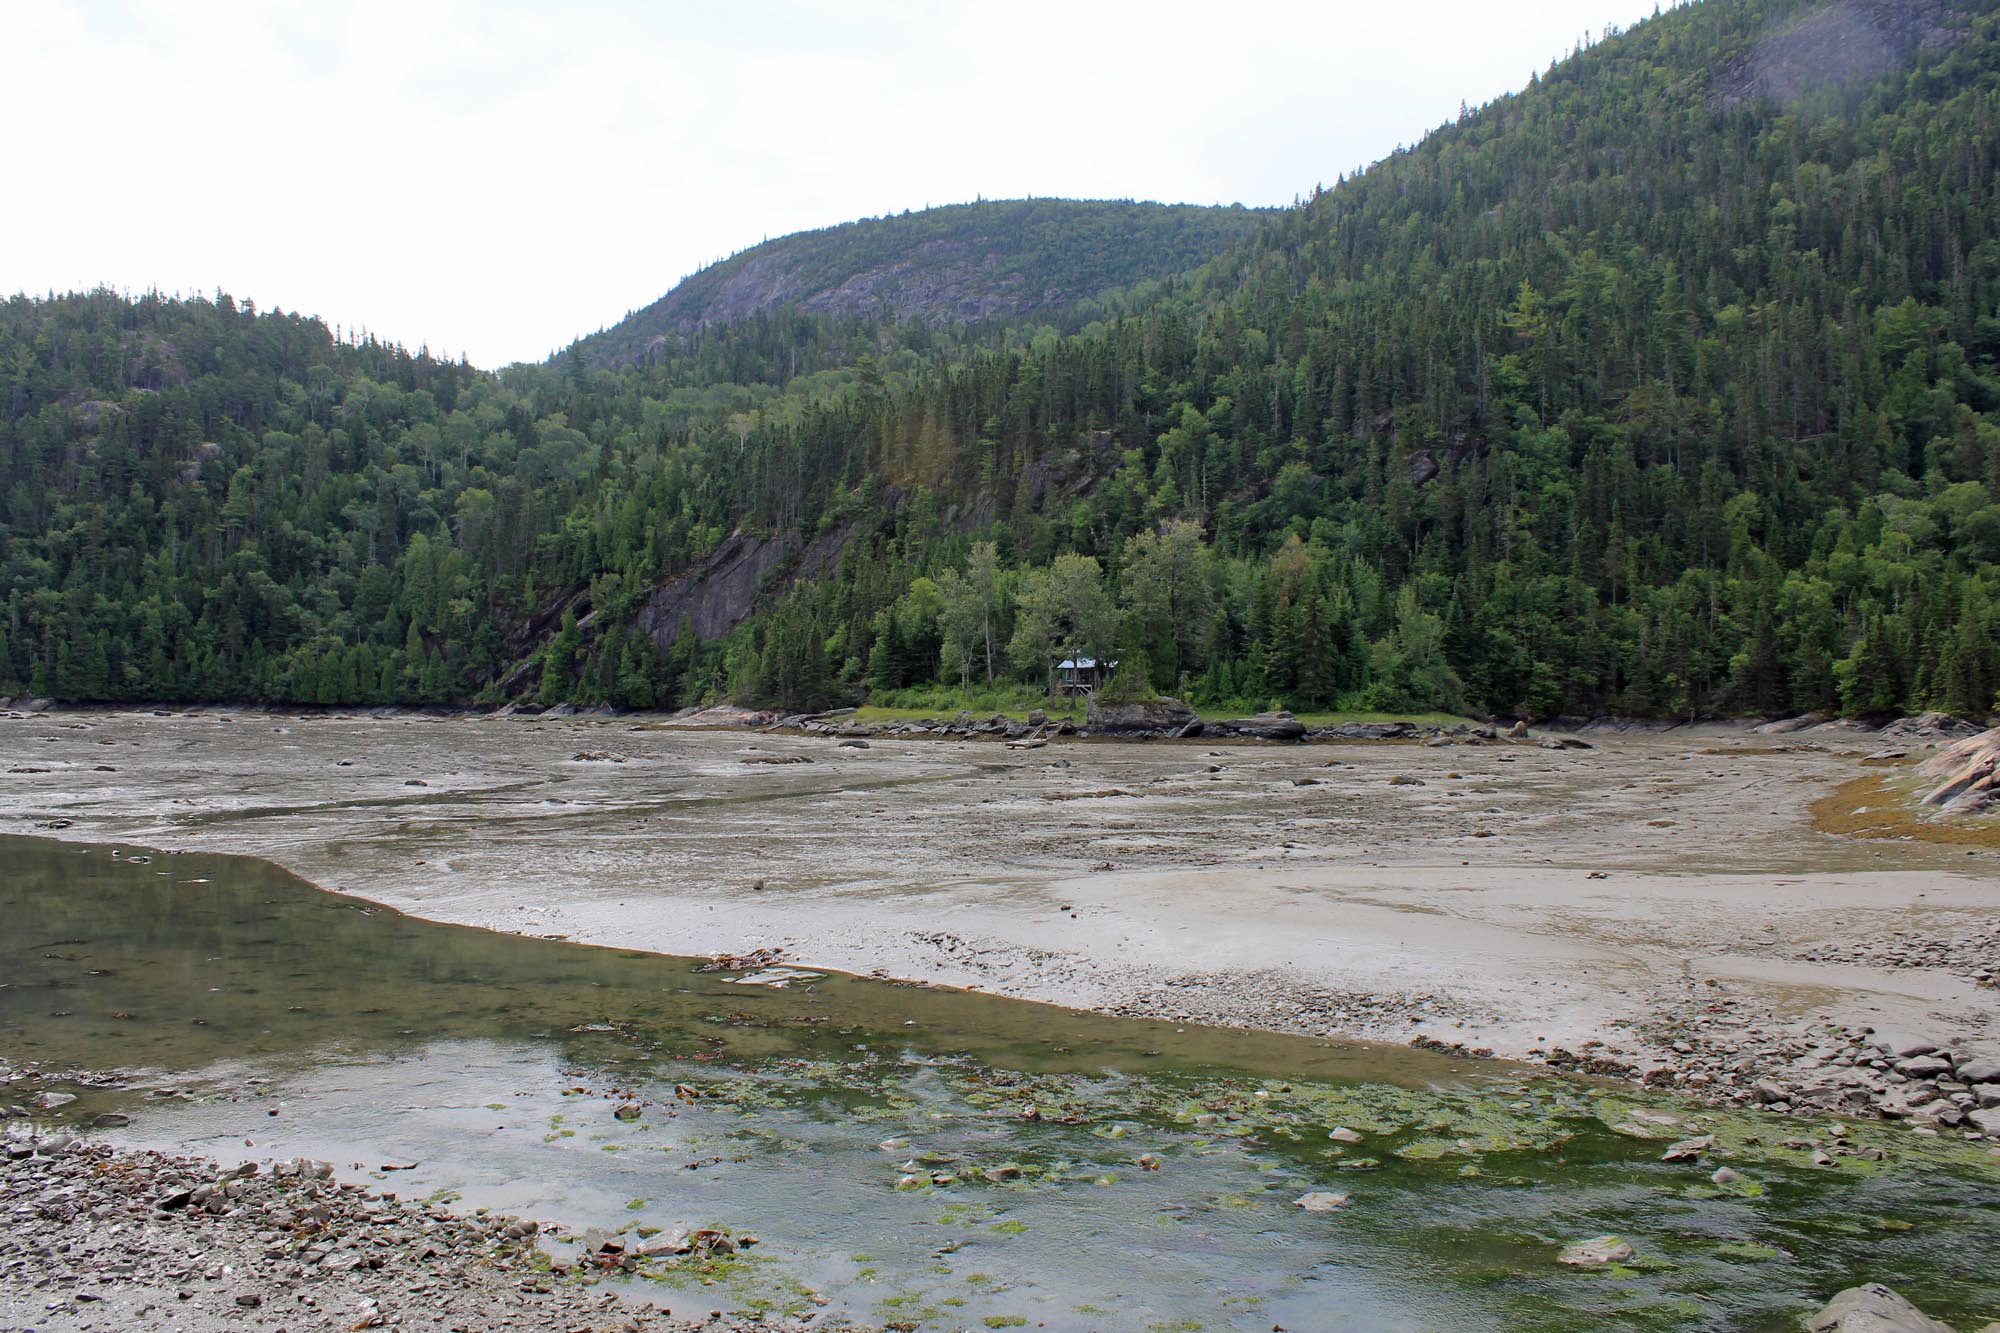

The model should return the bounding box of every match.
[2,0,1670,368]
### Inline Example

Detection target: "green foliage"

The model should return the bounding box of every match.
[7,2,2000,723]
[1009,554,1118,702]
[1096,653,1158,705]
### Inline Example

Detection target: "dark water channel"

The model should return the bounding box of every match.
[1,836,1995,1331]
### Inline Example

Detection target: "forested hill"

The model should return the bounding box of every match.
[576,199,1271,365]
[4,0,2000,723]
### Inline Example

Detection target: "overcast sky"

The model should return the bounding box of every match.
[3,1,1670,368]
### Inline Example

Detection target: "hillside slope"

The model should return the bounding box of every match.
[3,0,1999,723]
[578,198,1270,364]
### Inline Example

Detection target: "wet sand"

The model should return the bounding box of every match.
[3,710,1996,1096]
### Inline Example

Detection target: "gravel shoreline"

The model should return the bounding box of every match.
[0,1127,866,1333]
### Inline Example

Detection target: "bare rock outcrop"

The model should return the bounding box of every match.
[1084,696,1198,737]
[1917,726,2000,814]
[628,516,866,648]
[632,528,799,643]
[1880,712,1986,742]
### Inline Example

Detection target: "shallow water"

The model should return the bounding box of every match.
[2,835,1997,1331]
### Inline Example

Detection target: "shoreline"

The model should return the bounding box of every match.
[0,692,1891,737]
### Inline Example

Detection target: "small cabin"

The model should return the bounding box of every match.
[1056,657,1116,696]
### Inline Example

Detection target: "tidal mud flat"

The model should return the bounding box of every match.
[2,709,1997,1127]
[2,716,2000,1330]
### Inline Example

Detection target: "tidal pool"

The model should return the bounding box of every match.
[2,835,1996,1331]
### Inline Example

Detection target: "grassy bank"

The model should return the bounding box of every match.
[848,695,1478,730]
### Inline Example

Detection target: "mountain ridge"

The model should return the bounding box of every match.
[576,197,1272,365]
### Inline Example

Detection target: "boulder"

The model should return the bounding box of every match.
[1755,713,1826,735]
[1970,1106,2000,1137]
[636,1227,693,1257]
[665,704,778,729]
[1293,1191,1350,1212]
[1660,1134,1714,1162]
[1804,1284,1956,1333]
[1556,1236,1633,1266]
[1893,1054,1955,1080]
[579,1226,624,1254]
[1954,1057,2000,1085]
[1870,1031,1945,1060]
[1214,711,1307,741]
[1084,696,1198,736]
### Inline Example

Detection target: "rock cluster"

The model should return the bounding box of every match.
[0,1128,852,1333]
[1203,711,1308,741]
[1880,711,1988,742]
[1632,1001,2000,1132]
[1799,923,2000,991]
[795,708,1077,742]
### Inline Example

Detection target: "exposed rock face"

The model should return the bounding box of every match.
[1084,696,1198,736]
[1804,1283,1958,1333]
[1917,726,2000,814]
[630,529,796,644]
[630,517,864,647]
[1712,0,1966,110]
